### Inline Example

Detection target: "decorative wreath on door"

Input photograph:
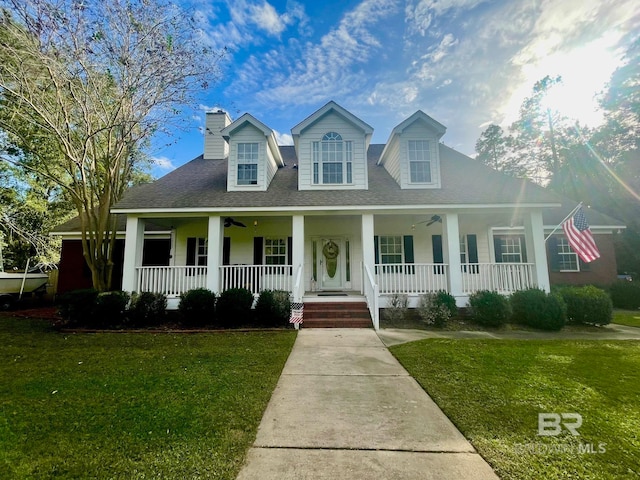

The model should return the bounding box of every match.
[322,240,340,278]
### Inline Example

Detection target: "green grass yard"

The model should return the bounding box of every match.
[0,316,296,479]
[391,339,640,480]
[613,309,640,328]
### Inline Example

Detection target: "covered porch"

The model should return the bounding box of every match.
[121,210,550,328]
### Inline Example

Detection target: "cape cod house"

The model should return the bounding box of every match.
[53,101,624,328]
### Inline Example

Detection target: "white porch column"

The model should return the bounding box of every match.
[206,216,223,293]
[292,215,305,300]
[122,215,145,292]
[442,213,463,302]
[524,209,550,292]
[361,214,375,275]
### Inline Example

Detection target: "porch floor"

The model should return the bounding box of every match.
[302,290,366,303]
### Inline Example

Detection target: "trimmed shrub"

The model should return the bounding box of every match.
[216,288,254,328]
[609,281,640,310]
[58,288,99,326]
[128,292,167,327]
[468,290,510,327]
[384,293,409,323]
[435,291,458,317]
[179,288,217,327]
[94,291,130,328]
[417,292,456,327]
[559,286,612,325]
[255,289,291,327]
[510,288,566,331]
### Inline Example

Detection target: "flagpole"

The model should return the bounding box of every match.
[544,202,583,242]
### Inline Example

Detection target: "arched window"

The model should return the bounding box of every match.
[312,132,352,184]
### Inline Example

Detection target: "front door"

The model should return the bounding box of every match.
[318,237,345,290]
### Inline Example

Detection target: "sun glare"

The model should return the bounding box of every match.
[502,35,623,127]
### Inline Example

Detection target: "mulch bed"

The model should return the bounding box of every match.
[5,307,295,333]
[7,306,61,321]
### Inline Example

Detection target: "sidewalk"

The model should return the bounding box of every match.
[236,329,498,480]
[378,323,640,347]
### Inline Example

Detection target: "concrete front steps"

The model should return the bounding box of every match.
[302,301,373,328]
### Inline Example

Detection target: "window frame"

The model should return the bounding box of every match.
[408,139,432,184]
[557,237,580,272]
[264,237,288,266]
[196,237,208,266]
[312,132,353,185]
[459,235,468,264]
[236,142,259,186]
[499,236,523,263]
[378,235,404,265]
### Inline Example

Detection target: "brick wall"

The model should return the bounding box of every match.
[548,234,618,287]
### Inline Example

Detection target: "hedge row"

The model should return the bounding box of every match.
[468,285,612,331]
[58,287,291,329]
[609,281,640,310]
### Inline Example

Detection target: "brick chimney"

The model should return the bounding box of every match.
[204,110,232,159]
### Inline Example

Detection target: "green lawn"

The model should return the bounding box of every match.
[613,309,640,328]
[0,316,296,479]
[391,339,640,480]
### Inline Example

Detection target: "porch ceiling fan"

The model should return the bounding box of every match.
[224,217,246,228]
[412,215,442,229]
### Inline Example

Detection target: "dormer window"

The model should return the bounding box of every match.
[237,142,259,185]
[312,132,353,185]
[408,140,431,183]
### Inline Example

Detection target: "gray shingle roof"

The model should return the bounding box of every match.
[52,216,170,234]
[112,144,560,211]
[53,143,624,234]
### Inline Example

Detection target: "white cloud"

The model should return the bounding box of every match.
[153,156,177,171]
[405,0,488,36]
[228,0,309,39]
[230,0,399,105]
[251,2,286,35]
[274,130,294,146]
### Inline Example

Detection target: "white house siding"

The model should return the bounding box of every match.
[399,122,441,190]
[203,111,231,160]
[226,216,292,265]
[381,138,401,184]
[173,219,208,265]
[297,113,368,190]
[226,123,268,192]
[265,144,279,186]
[375,214,436,263]
[458,216,491,263]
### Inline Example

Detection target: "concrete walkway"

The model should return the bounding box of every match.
[378,323,640,347]
[236,329,498,480]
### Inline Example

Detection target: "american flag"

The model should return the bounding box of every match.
[562,206,600,263]
[289,302,304,325]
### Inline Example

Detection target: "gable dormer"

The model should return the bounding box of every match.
[291,101,373,191]
[221,113,284,192]
[379,111,446,189]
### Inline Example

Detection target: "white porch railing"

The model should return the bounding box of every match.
[220,265,293,296]
[135,262,536,300]
[362,263,379,330]
[376,263,449,294]
[461,263,535,294]
[136,266,208,296]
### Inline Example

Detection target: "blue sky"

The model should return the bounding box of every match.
[150,0,639,174]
